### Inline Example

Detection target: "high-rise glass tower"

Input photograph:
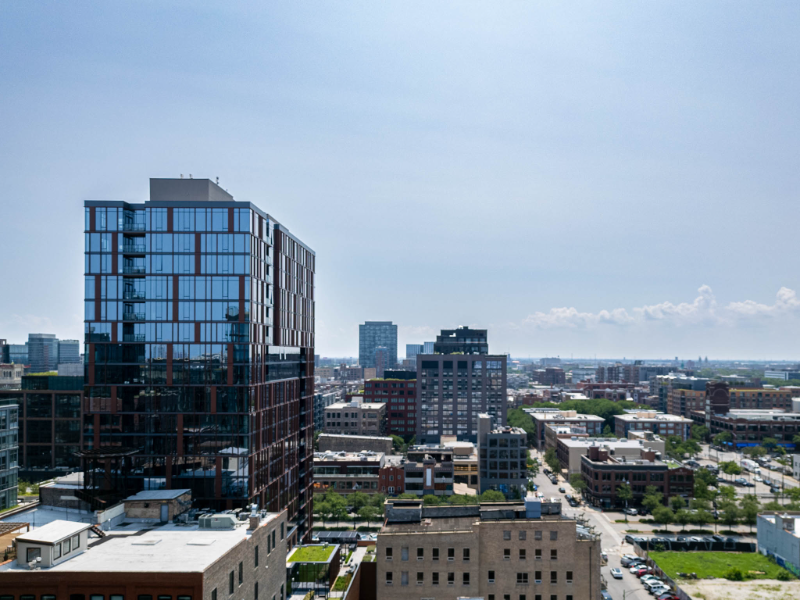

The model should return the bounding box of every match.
[83,178,315,540]
[358,321,397,369]
[58,339,81,364]
[28,334,58,373]
[406,343,423,361]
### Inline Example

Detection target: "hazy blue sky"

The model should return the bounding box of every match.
[2,2,800,359]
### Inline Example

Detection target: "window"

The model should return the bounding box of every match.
[432,572,440,585]
[550,596,557,600]
[386,547,393,560]
[517,573,529,584]
[535,596,542,600]
[26,547,41,562]
[488,570,496,583]
[281,523,284,539]
[504,595,511,600]
[417,572,424,585]
[53,542,62,559]
[239,561,244,583]
[448,547,455,561]
[566,596,573,600]
[177,597,192,600]
[448,572,455,585]
[255,545,259,567]
[463,548,470,561]
[535,571,542,583]
[519,530,527,540]
[157,597,172,600]
[504,548,511,560]
[432,547,439,561]
[139,597,153,600]
[489,596,495,600]
[519,549,526,560]
[401,547,409,561]
[550,531,558,541]
[463,572,470,585]
[90,597,105,600]
[550,549,557,560]
[504,530,512,540]
[230,571,235,593]
[535,549,542,560]
[566,571,573,583]
[550,571,557,584]
[43,597,58,600]
[401,571,409,586]
[534,530,542,541]
[211,592,217,600]
[386,572,393,585]
[520,596,526,600]
[417,547,424,560]
[254,584,258,600]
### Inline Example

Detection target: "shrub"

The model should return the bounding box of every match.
[724,568,744,581]
[777,570,792,581]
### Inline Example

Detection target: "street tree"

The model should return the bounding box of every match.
[617,483,633,522]
[479,490,506,503]
[570,473,588,494]
[675,509,692,531]
[544,448,560,474]
[652,506,675,531]
[641,486,664,514]
[358,505,380,527]
[670,495,686,512]
[739,495,760,533]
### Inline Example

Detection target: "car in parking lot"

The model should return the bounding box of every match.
[624,507,638,516]
[650,585,672,597]
[610,568,623,579]
[558,487,566,493]
[601,591,613,600]
[754,475,763,482]
[770,485,781,494]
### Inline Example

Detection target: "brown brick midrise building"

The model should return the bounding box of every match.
[376,499,601,600]
[83,178,315,540]
[580,445,694,509]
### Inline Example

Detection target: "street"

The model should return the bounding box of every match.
[530,448,652,600]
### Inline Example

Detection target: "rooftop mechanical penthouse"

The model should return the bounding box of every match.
[83,178,315,540]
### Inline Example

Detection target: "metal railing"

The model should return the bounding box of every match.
[122,222,146,231]
[122,244,146,253]
[123,291,146,300]
[123,266,146,275]
[123,334,146,342]
[123,312,146,321]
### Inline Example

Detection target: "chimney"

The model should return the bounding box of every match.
[250,516,260,530]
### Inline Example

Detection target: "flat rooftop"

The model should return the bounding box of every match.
[326,401,384,409]
[126,489,191,501]
[313,451,384,462]
[0,513,282,573]
[318,433,392,441]
[560,437,654,449]
[722,409,800,421]
[616,412,692,423]
[16,521,90,544]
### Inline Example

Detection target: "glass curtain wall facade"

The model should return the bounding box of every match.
[83,179,315,539]
[0,399,19,510]
[28,334,58,373]
[358,321,397,369]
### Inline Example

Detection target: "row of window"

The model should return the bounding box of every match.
[385,570,574,585]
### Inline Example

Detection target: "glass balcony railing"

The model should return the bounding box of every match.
[123,222,146,231]
[123,312,146,321]
[123,291,146,301]
[122,244,146,253]
[123,334,146,342]
[123,266,146,275]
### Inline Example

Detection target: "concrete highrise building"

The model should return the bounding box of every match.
[83,178,315,540]
[358,321,397,369]
[28,333,58,373]
[416,326,507,444]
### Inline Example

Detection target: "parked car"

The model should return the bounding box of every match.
[771,486,781,494]
[650,585,671,597]
[624,508,638,516]
[610,568,623,579]
[712,534,725,542]
[601,591,613,600]
[558,487,566,493]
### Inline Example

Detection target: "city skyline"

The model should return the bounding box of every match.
[3,3,800,359]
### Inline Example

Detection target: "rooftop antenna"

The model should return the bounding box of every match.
[180,174,183,179]
[189,174,193,179]
[216,176,220,185]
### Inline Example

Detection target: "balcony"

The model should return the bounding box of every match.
[122,243,146,253]
[123,266,146,275]
[123,334,146,342]
[123,312,146,322]
[123,222,145,232]
[123,291,146,301]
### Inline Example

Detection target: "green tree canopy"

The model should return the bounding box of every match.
[763,437,779,451]
[358,505,380,526]
[739,495,760,532]
[670,496,686,512]
[642,486,664,512]
[348,491,369,511]
[691,424,709,441]
[479,490,506,503]
[544,448,561,474]
[652,506,675,529]
[569,473,587,493]
[675,508,692,531]
[713,431,733,446]
[423,495,441,506]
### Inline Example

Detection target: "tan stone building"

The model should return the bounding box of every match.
[376,498,601,600]
[324,397,387,436]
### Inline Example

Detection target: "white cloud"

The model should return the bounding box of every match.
[519,286,800,331]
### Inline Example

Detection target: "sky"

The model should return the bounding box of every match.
[1,2,800,360]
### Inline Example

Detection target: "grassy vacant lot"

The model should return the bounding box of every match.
[288,545,336,562]
[650,551,794,580]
